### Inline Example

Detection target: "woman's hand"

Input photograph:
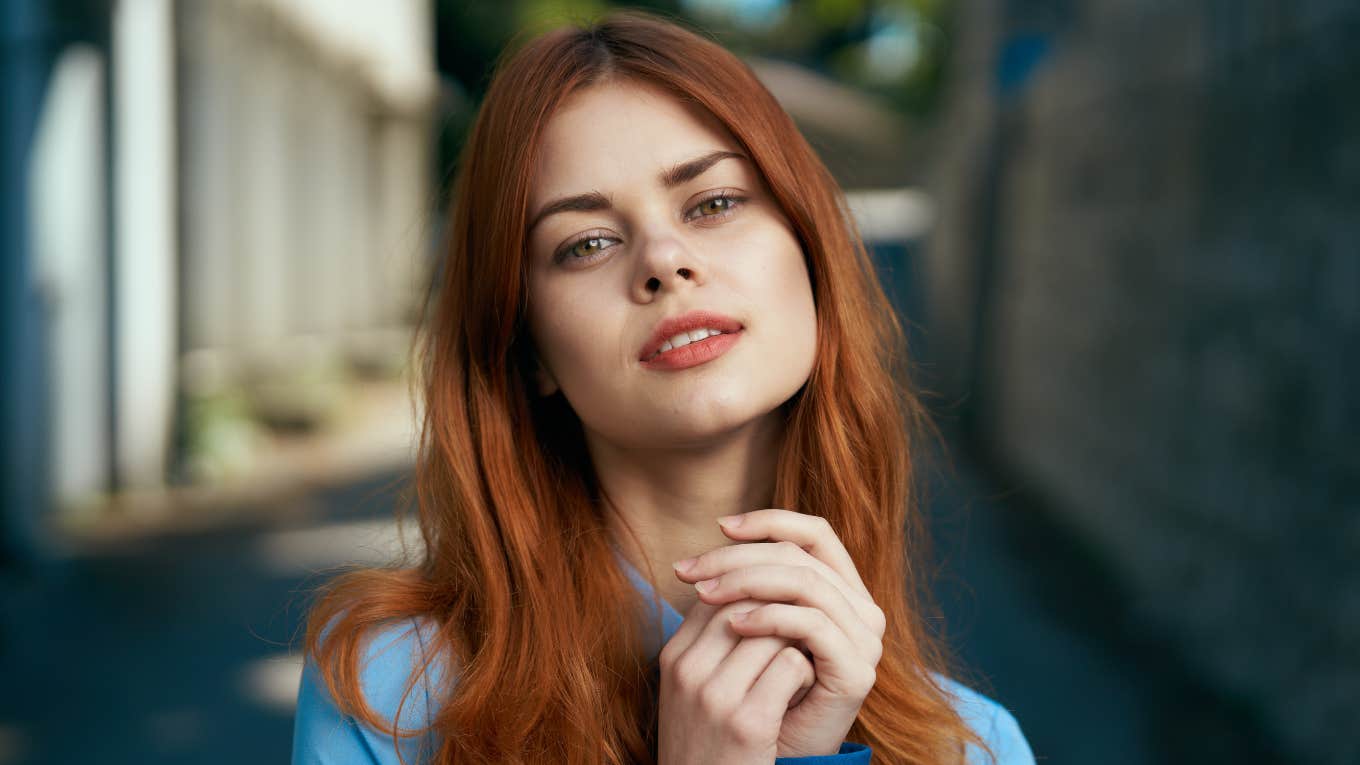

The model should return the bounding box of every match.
[656,594,819,765]
[671,509,885,759]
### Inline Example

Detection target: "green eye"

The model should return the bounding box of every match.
[697,197,734,216]
[555,233,618,264]
[570,237,607,258]
[687,192,745,222]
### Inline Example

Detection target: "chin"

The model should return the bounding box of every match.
[645,395,787,449]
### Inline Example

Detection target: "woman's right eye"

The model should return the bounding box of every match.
[555,234,619,264]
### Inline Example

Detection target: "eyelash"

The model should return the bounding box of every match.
[552,190,748,265]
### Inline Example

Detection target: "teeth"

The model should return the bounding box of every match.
[646,327,728,361]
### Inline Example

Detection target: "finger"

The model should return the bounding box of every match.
[661,598,763,681]
[658,597,720,663]
[729,603,878,695]
[660,589,745,663]
[695,564,879,662]
[745,645,816,715]
[716,509,869,598]
[674,541,879,633]
[702,633,795,708]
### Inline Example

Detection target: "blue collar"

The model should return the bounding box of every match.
[613,546,685,661]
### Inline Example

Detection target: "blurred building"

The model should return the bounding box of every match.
[3,0,436,564]
[925,1,1359,763]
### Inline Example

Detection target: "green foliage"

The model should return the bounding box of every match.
[433,0,954,118]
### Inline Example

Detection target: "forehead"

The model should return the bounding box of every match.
[530,80,741,202]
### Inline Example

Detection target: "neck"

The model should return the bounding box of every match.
[593,411,786,615]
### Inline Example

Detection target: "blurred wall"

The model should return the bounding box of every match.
[177,0,434,457]
[926,1,1359,763]
[3,0,113,565]
[3,0,436,559]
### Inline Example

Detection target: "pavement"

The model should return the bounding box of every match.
[922,438,1289,764]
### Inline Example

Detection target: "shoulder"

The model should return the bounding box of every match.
[292,617,449,765]
[930,672,1036,765]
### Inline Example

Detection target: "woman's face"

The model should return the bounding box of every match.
[525,79,817,450]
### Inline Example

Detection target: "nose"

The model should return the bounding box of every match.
[631,233,705,302]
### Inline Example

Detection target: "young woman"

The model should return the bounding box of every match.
[292,11,1033,765]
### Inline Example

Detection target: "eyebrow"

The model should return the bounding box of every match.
[527,150,748,234]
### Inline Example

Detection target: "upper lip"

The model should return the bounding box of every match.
[638,309,744,361]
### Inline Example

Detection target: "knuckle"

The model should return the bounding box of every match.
[698,685,734,718]
[867,664,879,688]
[869,604,887,635]
[727,710,772,747]
[734,707,777,740]
[773,646,812,681]
[867,640,883,666]
[814,608,834,630]
[776,540,802,557]
[657,642,677,670]
[669,657,702,692]
[777,644,807,667]
[855,665,878,695]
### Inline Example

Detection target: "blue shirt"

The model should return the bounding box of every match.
[292,549,1035,764]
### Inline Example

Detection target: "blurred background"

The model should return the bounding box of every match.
[1,0,1356,763]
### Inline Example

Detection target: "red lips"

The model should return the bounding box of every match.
[637,310,744,362]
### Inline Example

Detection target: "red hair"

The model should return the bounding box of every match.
[303,10,992,764]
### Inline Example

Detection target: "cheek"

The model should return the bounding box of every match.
[754,233,818,367]
[528,278,623,387]
[782,270,819,381]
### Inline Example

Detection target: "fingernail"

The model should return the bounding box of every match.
[717,515,742,528]
[729,611,750,623]
[672,557,696,574]
[695,577,719,594]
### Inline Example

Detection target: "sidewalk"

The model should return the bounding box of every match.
[52,379,420,552]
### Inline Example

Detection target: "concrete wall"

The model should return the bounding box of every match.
[175,0,434,465]
[925,1,1360,762]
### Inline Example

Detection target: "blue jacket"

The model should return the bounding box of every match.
[292,549,1035,764]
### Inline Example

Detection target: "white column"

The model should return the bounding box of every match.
[373,116,430,328]
[112,0,177,490]
[180,0,239,354]
[237,23,292,361]
[29,45,109,509]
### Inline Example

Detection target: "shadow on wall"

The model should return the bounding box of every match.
[922,2,1360,764]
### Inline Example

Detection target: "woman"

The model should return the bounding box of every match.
[292,11,1033,765]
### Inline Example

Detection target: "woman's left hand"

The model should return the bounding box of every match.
[671,508,885,759]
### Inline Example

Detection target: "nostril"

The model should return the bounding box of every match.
[646,276,661,292]
[677,268,692,279]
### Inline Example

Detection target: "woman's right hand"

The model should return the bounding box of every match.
[657,596,815,765]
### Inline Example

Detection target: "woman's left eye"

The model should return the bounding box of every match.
[687,192,745,222]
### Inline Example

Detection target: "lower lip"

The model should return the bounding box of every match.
[641,330,743,371]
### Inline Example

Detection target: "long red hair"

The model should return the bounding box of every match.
[303,10,991,764]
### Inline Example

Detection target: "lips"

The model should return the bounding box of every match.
[637,310,744,362]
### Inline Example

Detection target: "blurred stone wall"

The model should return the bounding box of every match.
[925,1,1359,762]
[173,0,434,481]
